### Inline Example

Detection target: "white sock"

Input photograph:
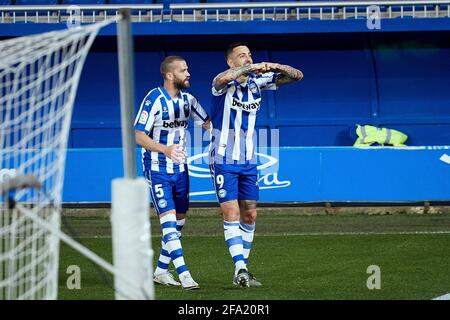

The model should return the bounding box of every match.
[223,220,247,275]
[239,221,255,265]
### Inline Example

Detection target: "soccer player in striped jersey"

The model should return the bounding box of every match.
[209,42,303,288]
[135,56,210,290]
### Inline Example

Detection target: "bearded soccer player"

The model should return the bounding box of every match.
[135,56,210,290]
[209,42,303,288]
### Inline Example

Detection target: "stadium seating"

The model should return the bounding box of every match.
[10,0,60,22]
[155,0,201,17]
[61,0,106,4]
[250,0,293,2]
[155,0,202,4]
[107,0,154,4]
[105,0,159,20]
[14,0,58,4]
[206,0,247,2]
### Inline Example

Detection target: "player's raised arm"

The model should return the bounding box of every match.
[264,62,303,86]
[188,94,211,131]
[213,63,268,92]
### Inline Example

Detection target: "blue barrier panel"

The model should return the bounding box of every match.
[3,19,450,37]
[62,146,450,203]
[65,35,450,148]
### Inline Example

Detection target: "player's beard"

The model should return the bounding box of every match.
[174,77,190,90]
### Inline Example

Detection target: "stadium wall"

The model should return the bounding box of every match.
[62,147,450,203]
[68,31,450,148]
[1,21,450,203]
[64,30,450,202]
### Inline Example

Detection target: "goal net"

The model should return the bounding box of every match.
[0,17,153,300]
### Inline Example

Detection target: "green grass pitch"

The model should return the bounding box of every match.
[57,209,450,300]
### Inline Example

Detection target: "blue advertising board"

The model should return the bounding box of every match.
[61,146,450,203]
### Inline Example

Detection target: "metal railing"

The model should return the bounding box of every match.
[169,0,450,22]
[0,1,449,24]
[0,4,164,23]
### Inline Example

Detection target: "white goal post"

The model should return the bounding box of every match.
[0,11,154,300]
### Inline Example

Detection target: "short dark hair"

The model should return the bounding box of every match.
[160,56,185,78]
[225,42,249,60]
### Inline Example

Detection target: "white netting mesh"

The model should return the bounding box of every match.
[0,20,113,300]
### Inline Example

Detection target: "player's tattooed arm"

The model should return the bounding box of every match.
[265,63,303,86]
[213,63,267,92]
[213,65,252,92]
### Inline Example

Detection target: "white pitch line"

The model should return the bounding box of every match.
[69,230,450,239]
[152,229,450,238]
[432,293,450,300]
[189,230,450,237]
[261,230,450,237]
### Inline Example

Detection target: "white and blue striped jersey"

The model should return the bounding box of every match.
[135,86,209,174]
[209,72,278,164]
